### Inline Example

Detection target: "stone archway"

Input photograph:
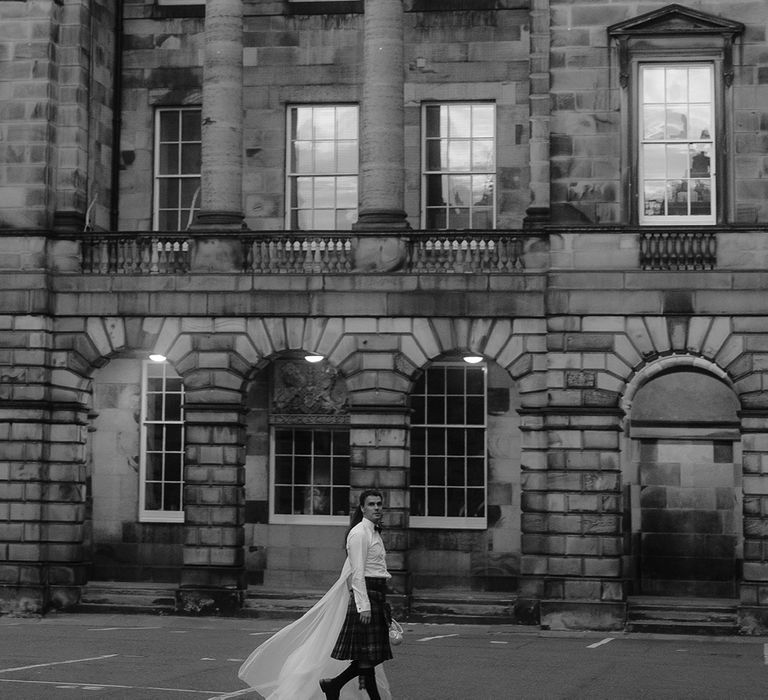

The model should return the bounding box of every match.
[625,364,741,598]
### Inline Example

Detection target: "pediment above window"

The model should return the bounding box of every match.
[607,4,744,39]
[608,4,743,88]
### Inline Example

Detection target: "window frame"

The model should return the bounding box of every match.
[409,361,488,530]
[421,102,497,231]
[636,61,718,226]
[139,360,185,524]
[269,425,351,526]
[153,106,202,232]
[285,104,360,231]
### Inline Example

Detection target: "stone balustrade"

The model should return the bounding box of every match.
[61,231,541,275]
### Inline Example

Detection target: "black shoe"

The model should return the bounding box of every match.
[319,678,339,700]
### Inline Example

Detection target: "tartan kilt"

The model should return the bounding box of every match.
[331,578,393,665]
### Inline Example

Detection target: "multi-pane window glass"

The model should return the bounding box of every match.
[140,361,184,522]
[287,105,359,230]
[639,64,715,224]
[410,363,486,528]
[423,103,496,230]
[154,108,201,231]
[272,428,350,520]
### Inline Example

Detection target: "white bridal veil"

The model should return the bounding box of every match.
[238,559,392,700]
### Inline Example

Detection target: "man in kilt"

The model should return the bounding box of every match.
[320,489,392,700]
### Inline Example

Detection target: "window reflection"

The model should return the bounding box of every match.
[640,64,715,222]
[288,105,359,230]
[423,103,496,229]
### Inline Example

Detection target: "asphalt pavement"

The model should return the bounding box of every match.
[0,612,766,699]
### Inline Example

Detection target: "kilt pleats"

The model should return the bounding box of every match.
[331,577,392,665]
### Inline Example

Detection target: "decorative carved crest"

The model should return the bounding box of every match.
[271,359,348,417]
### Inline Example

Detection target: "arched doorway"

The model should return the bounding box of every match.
[627,367,741,598]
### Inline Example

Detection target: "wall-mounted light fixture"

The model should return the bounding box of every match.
[149,354,167,363]
[462,354,483,364]
[304,353,324,363]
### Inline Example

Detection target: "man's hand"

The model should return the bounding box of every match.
[359,610,371,624]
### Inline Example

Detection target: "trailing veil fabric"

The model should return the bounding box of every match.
[238,559,392,700]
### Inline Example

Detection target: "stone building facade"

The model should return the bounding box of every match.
[2,0,768,634]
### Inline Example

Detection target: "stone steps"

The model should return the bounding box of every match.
[407,590,518,625]
[625,596,739,636]
[75,582,177,615]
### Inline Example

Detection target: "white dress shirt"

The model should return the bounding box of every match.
[346,517,391,612]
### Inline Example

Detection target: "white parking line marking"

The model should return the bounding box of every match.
[763,643,768,665]
[416,633,459,642]
[208,688,259,700]
[89,626,162,631]
[587,638,615,649]
[0,654,118,674]
[490,641,508,644]
[0,678,225,695]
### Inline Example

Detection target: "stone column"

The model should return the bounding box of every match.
[354,0,408,231]
[524,0,551,227]
[348,405,411,616]
[53,0,91,232]
[0,316,89,614]
[176,358,246,615]
[194,0,244,229]
[178,398,246,614]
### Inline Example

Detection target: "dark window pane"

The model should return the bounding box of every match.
[165,453,182,481]
[467,489,485,517]
[467,458,485,486]
[332,487,350,516]
[314,432,331,455]
[145,483,162,510]
[413,373,426,394]
[426,208,446,229]
[425,105,441,138]
[159,144,178,175]
[446,399,464,425]
[293,431,312,454]
[446,368,464,394]
[181,143,201,174]
[411,428,426,456]
[466,368,484,394]
[146,393,163,422]
[447,488,465,516]
[446,430,465,456]
[275,486,292,514]
[332,458,349,484]
[410,456,425,485]
[411,396,425,425]
[146,425,163,451]
[165,393,182,421]
[165,425,183,451]
[294,457,311,484]
[164,483,181,511]
[294,487,308,514]
[146,453,163,481]
[427,488,445,516]
[466,397,485,424]
[446,457,465,486]
[159,111,179,141]
[274,456,292,484]
[428,457,445,485]
[315,457,331,485]
[181,110,201,141]
[332,431,349,453]
[410,488,425,516]
[427,367,445,393]
[274,430,293,455]
[427,397,444,424]
[427,428,445,455]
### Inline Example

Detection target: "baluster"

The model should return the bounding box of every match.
[116,238,125,274]
[319,239,329,273]
[497,237,509,271]
[149,238,159,273]
[707,232,717,268]
[479,239,489,271]
[251,239,263,273]
[513,237,524,270]
[423,238,433,272]
[342,239,352,271]
[489,239,499,270]
[82,239,93,273]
